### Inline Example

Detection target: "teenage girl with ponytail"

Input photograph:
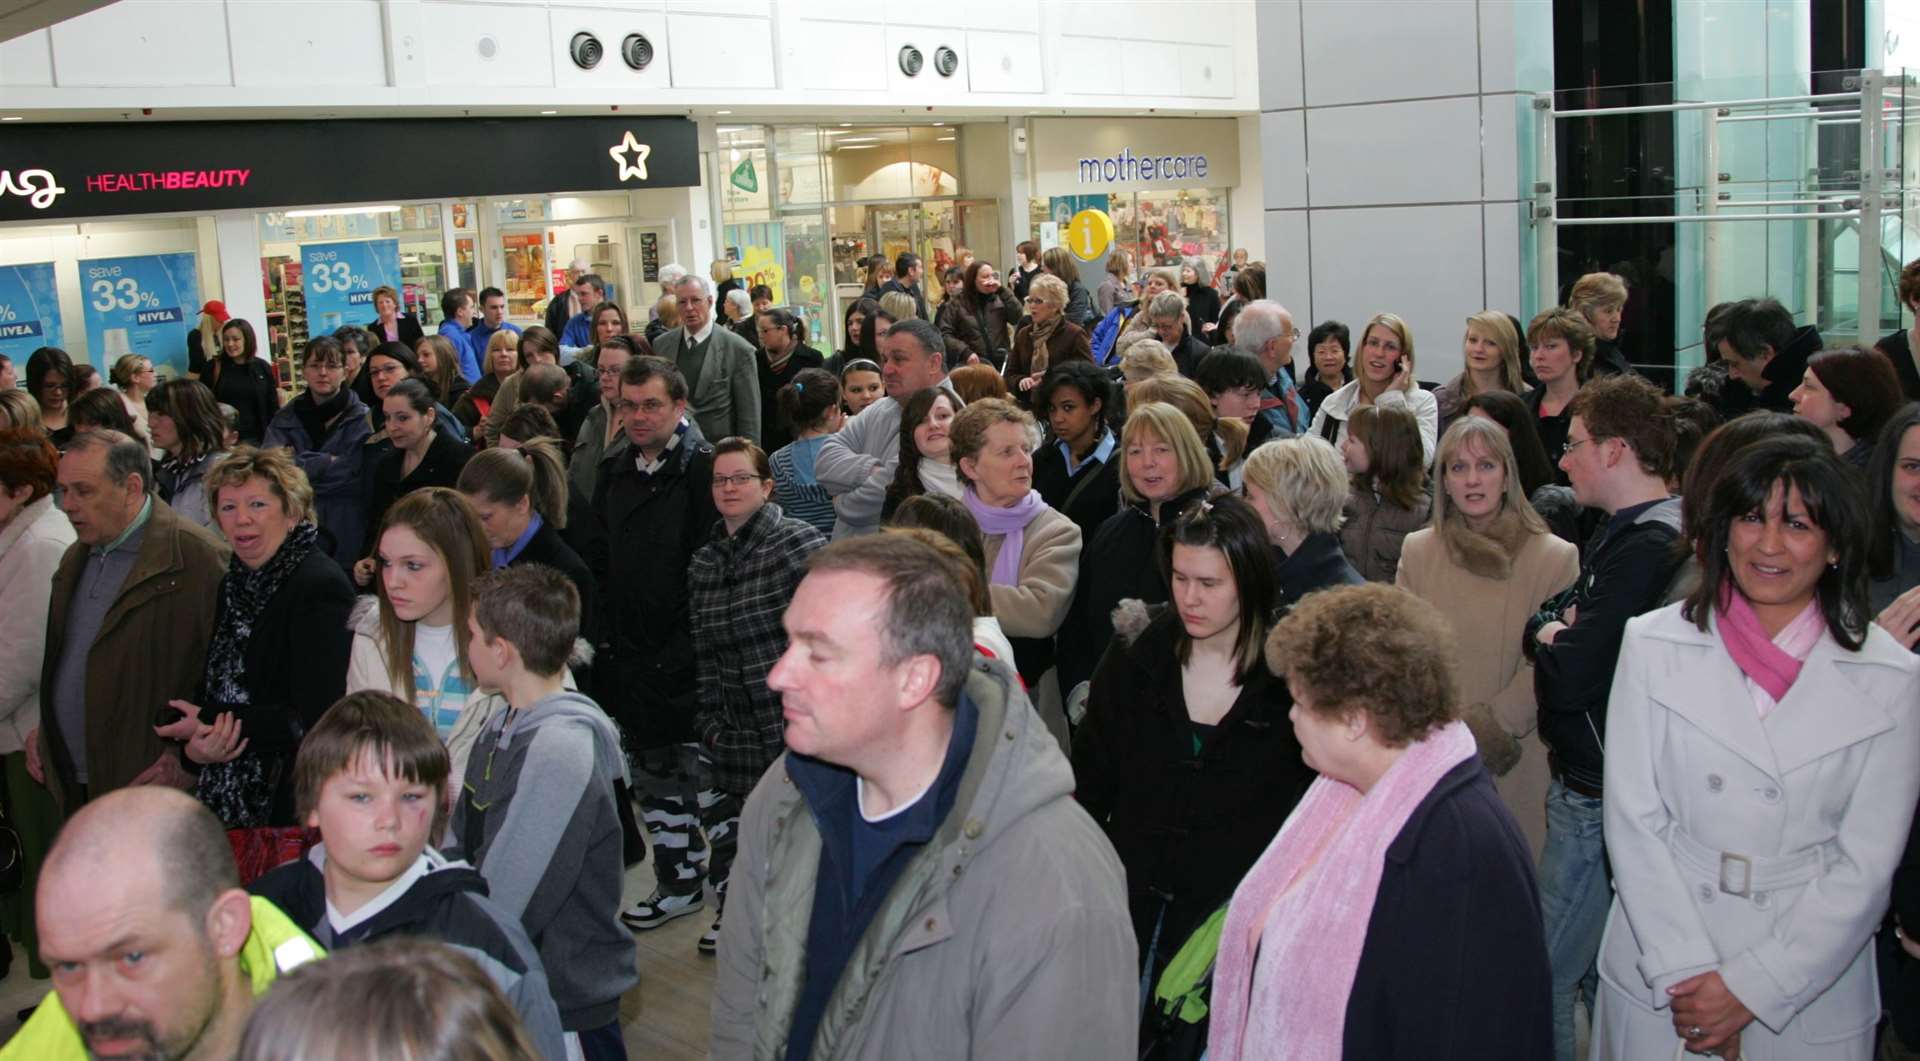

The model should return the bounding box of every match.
[456,436,593,635]
[768,367,843,537]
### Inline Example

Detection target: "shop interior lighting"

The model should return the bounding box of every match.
[837,145,877,150]
[540,110,557,115]
[0,116,22,122]
[284,205,402,217]
[716,110,732,115]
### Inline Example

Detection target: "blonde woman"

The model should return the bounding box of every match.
[1307,312,1439,463]
[1433,311,1527,435]
[1241,436,1364,608]
[110,353,157,442]
[1119,337,1180,387]
[1004,274,1092,400]
[1395,417,1576,857]
[1568,271,1631,377]
[1129,374,1248,487]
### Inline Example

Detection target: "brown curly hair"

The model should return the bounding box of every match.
[1265,583,1458,747]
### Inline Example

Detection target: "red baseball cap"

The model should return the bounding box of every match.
[201,300,229,323]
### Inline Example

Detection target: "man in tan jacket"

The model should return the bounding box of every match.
[29,430,227,810]
[710,533,1136,1060]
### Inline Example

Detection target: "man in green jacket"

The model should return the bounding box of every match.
[710,533,1137,1060]
[3,787,322,1060]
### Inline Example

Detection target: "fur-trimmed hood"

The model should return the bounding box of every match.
[1109,598,1164,647]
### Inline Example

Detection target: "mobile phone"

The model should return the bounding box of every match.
[154,706,186,728]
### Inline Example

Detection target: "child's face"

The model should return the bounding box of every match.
[308,750,436,897]
[467,613,502,689]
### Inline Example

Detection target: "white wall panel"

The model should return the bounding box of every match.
[1481,93,1522,202]
[796,18,886,92]
[49,0,231,86]
[1254,0,1302,111]
[962,0,1041,34]
[1484,201,1522,313]
[667,0,768,16]
[1309,204,1483,382]
[0,29,53,87]
[550,7,671,90]
[230,1,388,88]
[1300,0,1478,106]
[667,12,775,88]
[1260,109,1306,209]
[1180,44,1233,99]
[966,30,1043,94]
[1053,36,1125,95]
[1306,97,1481,208]
[1263,208,1311,326]
[424,2,551,86]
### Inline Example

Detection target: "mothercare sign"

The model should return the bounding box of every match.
[1029,117,1240,197]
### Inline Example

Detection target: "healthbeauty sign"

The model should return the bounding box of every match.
[78,253,198,377]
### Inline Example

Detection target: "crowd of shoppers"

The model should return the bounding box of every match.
[4,247,1920,1061]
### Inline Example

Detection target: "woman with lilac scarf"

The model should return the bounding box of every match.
[1592,438,1920,1061]
[949,398,1082,751]
[1208,583,1549,1060]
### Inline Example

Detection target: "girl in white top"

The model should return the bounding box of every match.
[1307,312,1440,464]
[883,387,964,519]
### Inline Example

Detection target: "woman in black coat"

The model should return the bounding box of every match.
[1073,497,1311,982]
[1181,261,1223,332]
[358,379,474,584]
[457,439,594,639]
[159,448,354,828]
[1030,362,1121,541]
[206,320,281,445]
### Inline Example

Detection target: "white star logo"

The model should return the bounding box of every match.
[609,131,651,182]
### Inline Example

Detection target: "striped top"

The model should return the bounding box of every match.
[771,437,837,537]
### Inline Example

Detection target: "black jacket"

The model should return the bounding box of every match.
[935,299,985,370]
[251,850,567,1058]
[757,343,825,453]
[1272,532,1364,611]
[208,356,280,445]
[365,313,425,348]
[1074,606,1311,970]
[950,288,1023,368]
[1063,279,1096,329]
[1031,432,1122,544]
[589,429,717,745]
[1167,329,1212,379]
[1342,757,1553,1060]
[364,431,474,553]
[1589,336,1634,378]
[1747,323,1823,413]
[1056,485,1213,697]
[1526,496,1683,789]
[877,278,929,321]
[512,518,594,644]
[1878,328,1920,402]
[1183,283,1222,330]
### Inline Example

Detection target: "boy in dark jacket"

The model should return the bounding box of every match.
[451,565,637,1058]
[251,691,567,1059]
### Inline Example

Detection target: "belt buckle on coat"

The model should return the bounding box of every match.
[1719,852,1752,898]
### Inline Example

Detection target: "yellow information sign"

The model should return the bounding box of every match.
[1066,208,1116,262]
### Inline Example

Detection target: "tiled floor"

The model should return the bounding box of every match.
[0,855,718,1059]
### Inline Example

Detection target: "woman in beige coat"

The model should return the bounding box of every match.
[1397,416,1576,858]
[950,399,1082,750]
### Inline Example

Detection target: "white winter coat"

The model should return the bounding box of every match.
[0,497,75,755]
[1594,602,1920,1059]
[1305,378,1440,465]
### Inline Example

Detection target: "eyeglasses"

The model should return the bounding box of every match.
[712,473,766,488]
[1024,296,1048,305]
[1563,435,1601,455]
[597,365,624,379]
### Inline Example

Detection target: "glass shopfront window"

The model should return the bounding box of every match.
[1027,189,1233,275]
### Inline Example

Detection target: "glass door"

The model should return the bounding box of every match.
[498,228,551,325]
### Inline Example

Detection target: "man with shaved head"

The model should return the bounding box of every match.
[2,787,321,1060]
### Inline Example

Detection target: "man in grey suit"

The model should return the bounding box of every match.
[652,274,761,444]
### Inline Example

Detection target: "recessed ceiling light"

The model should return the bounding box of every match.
[540,110,557,115]
[285,205,401,217]
[937,136,955,141]
[0,117,22,122]
[931,122,944,127]
[839,122,853,127]
[716,110,732,115]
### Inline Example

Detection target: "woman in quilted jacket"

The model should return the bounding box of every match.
[687,435,828,953]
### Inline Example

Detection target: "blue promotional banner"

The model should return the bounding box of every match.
[78,253,199,377]
[301,239,401,334]
[0,262,63,363]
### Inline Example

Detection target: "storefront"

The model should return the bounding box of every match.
[0,116,702,380]
[714,122,1007,352]
[1026,117,1241,279]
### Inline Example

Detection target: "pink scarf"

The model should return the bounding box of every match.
[962,487,1047,585]
[1717,589,1824,717]
[1208,720,1478,1061]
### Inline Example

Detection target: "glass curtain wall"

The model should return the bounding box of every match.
[717,123,966,352]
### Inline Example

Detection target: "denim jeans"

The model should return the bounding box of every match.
[1539,779,1610,1061]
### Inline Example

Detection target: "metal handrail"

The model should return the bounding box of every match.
[1720,109,1862,123]
[1552,91,1860,119]
[1554,211,1860,226]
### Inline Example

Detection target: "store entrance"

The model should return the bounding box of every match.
[822,197,1002,350]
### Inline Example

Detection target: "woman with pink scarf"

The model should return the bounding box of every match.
[949,398,1082,752]
[1592,437,1920,1061]
[1209,582,1550,1060]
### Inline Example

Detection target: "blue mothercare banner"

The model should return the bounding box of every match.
[301,239,400,335]
[0,262,63,363]
[78,253,199,377]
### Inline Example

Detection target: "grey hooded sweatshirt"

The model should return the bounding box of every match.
[447,690,637,1032]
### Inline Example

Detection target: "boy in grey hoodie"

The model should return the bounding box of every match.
[450,565,638,1058]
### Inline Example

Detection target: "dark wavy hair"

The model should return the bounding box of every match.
[1868,403,1920,580]
[886,387,959,510]
[1683,436,1870,649]
[841,298,881,361]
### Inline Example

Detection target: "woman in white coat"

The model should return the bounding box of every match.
[1305,312,1439,464]
[1595,437,1920,1061]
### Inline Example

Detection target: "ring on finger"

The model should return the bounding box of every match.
[1686,1025,1705,1039]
